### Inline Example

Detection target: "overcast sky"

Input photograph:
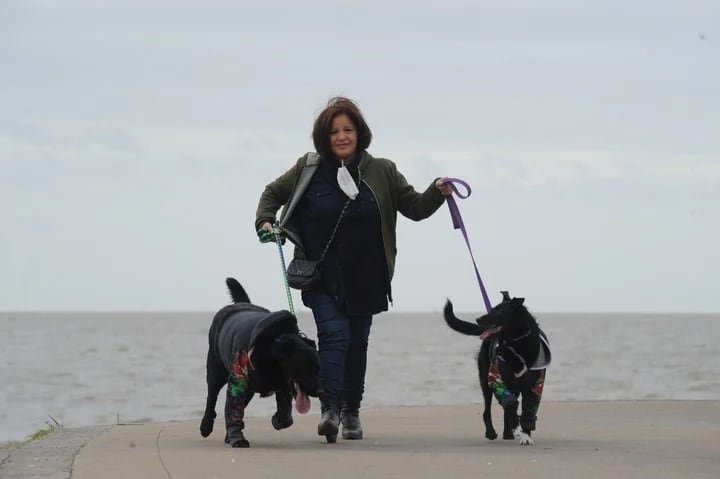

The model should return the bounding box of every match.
[1,0,718,313]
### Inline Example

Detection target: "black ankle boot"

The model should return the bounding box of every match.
[341,401,363,440]
[318,399,339,443]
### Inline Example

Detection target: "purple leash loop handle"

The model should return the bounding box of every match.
[442,177,493,314]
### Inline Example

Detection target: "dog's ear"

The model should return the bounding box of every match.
[302,337,317,350]
[298,332,317,350]
[512,297,525,305]
[271,337,295,359]
[501,291,511,302]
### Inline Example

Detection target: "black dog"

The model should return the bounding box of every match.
[443,292,551,445]
[200,277,322,447]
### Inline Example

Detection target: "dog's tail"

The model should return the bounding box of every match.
[226,277,251,304]
[443,299,482,336]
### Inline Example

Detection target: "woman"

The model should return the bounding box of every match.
[255,96,452,442]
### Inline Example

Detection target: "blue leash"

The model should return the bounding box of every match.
[272,223,295,315]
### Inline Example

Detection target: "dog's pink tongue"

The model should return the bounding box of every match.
[295,389,311,414]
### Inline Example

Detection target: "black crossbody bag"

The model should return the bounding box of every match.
[286,199,351,291]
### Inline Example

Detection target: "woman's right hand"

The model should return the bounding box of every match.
[256,222,276,243]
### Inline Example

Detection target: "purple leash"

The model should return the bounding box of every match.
[442,177,493,314]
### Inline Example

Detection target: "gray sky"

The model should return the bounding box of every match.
[1,0,718,313]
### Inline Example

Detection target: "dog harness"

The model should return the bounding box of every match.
[492,329,552,378]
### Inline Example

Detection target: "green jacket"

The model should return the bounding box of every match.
[255,151,446,285]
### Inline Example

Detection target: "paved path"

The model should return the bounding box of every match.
[2,401,718,478]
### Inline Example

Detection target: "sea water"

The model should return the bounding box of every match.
[1,311,718,443]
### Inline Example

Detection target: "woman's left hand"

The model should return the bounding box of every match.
[435,178,453,196]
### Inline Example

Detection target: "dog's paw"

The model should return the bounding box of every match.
[485,427,498,441]
[231,438,250,448]
[503,423,517,440]
[271,413,294,430]
[513,427,534,445]
[200,416,214,437]
[519,435,534,445]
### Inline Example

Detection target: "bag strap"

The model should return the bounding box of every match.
[317,199,351,263]
[279,152,320,230]
[316,160,361,262]
[306,151,320,166]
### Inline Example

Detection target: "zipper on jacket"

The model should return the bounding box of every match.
[361,179,393,306]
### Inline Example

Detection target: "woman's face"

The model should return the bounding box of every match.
[329,113,357,162]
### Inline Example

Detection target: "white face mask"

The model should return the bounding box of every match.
[337,162,359,200]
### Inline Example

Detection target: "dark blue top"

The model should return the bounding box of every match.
[296,154,388,315]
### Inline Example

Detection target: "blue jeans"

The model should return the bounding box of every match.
[305,293,373,407]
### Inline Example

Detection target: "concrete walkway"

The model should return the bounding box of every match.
[2,401,718,479]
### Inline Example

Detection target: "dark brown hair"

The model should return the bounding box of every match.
[312,96,372,160]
